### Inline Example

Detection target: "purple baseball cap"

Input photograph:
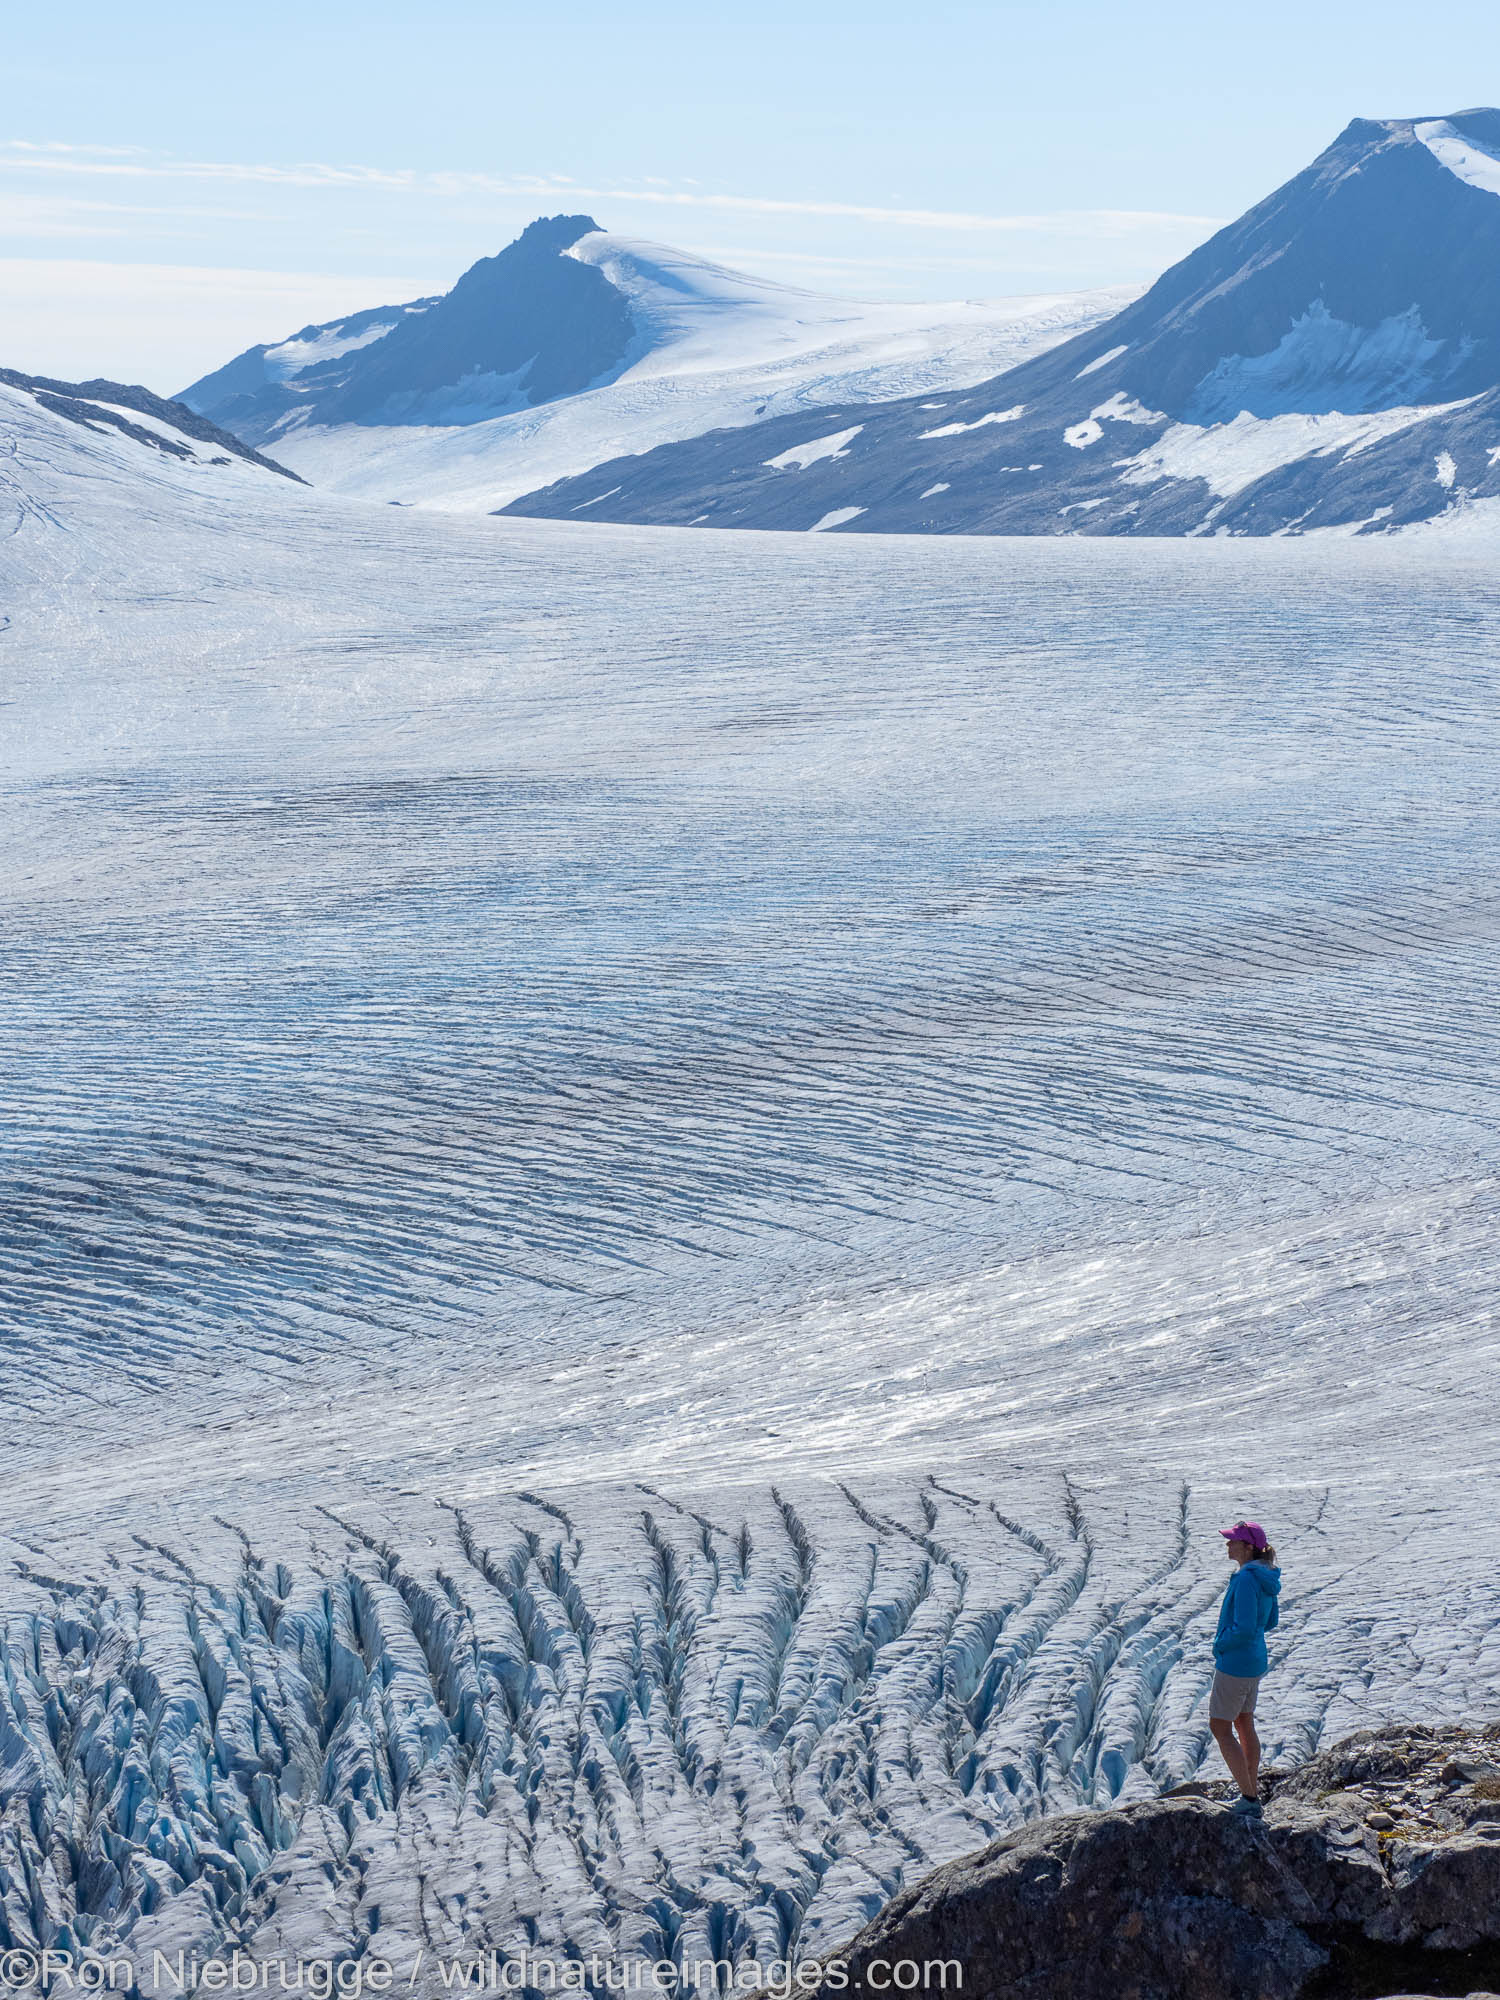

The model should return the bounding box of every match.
[1220,1520,1268,1550]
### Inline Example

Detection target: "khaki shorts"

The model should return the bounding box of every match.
[1209,1671,1261,1721]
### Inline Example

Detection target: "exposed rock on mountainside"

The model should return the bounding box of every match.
[176,219,1129,509]
[181,215,635,442]
[815,1723,1500,2000]
[505,110,1500,536]
[174,292,443,442]
[0,368,302,480]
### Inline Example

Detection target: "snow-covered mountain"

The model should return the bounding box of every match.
[178,217,1133,511]
[0,365,301,488]
[504,111,1500,535]
[180,214,633,440]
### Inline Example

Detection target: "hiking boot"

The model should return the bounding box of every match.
[1231,1794,1263,1816]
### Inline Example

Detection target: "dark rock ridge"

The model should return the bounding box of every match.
[178,216,637,444]
[172,296,439,446]
[812,1722,1500,2000]
[0,367,303,479]
[503,111,1500,536]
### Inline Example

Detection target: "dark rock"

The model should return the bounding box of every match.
[179,215,636,444]
[504,110,1500,537]
[810,1725,1500,2000]
[0,366,304,480]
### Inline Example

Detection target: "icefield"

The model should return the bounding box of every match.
[2,384,1500,1983]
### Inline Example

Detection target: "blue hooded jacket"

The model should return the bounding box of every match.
[1213,1559,1281,1677]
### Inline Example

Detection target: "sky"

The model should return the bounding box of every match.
[5,0,1500,390]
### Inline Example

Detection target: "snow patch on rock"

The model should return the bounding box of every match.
[1116,402,1468,499]
[919,406,1024,439]
[1075,343,1128,379]
[264,321,401,381]
[1187,302,1451,421]
[766,426,864,471]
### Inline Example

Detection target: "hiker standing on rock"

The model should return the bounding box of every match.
[1208,1520,1281,1816]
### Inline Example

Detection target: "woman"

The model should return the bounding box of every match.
[1208,1519,1281,1815]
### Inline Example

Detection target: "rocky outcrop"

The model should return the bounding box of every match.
[814,1724,1500,2000]
[178,215,636,442]
[504,111,1500,537]
[0,367,304,479]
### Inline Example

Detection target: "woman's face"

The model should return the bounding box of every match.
[1225,1537,1252,1562]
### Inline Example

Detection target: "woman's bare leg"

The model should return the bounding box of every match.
[1209,1717,1254,1797]
[1234,1712,1261,1795]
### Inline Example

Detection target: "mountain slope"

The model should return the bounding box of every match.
[0,367,302,483]
[502,112,1500,536]
[174,294,444,444]
[178,220,1133,512]
[179,214,636,439]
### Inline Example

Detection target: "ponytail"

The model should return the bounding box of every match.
[1254,1543,1277,1565]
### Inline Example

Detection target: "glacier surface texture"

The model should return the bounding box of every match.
[2,389,1499,1984]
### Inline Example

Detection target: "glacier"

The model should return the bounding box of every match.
[3,376,1500,1987]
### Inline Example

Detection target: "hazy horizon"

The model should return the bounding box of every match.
[6,0,1500,386]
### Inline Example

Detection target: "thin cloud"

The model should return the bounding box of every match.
[0,189,271,233]
[5,139,151,158]
[0,193,135,238]
[0,151,418,191]
[0,142,1223,236]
